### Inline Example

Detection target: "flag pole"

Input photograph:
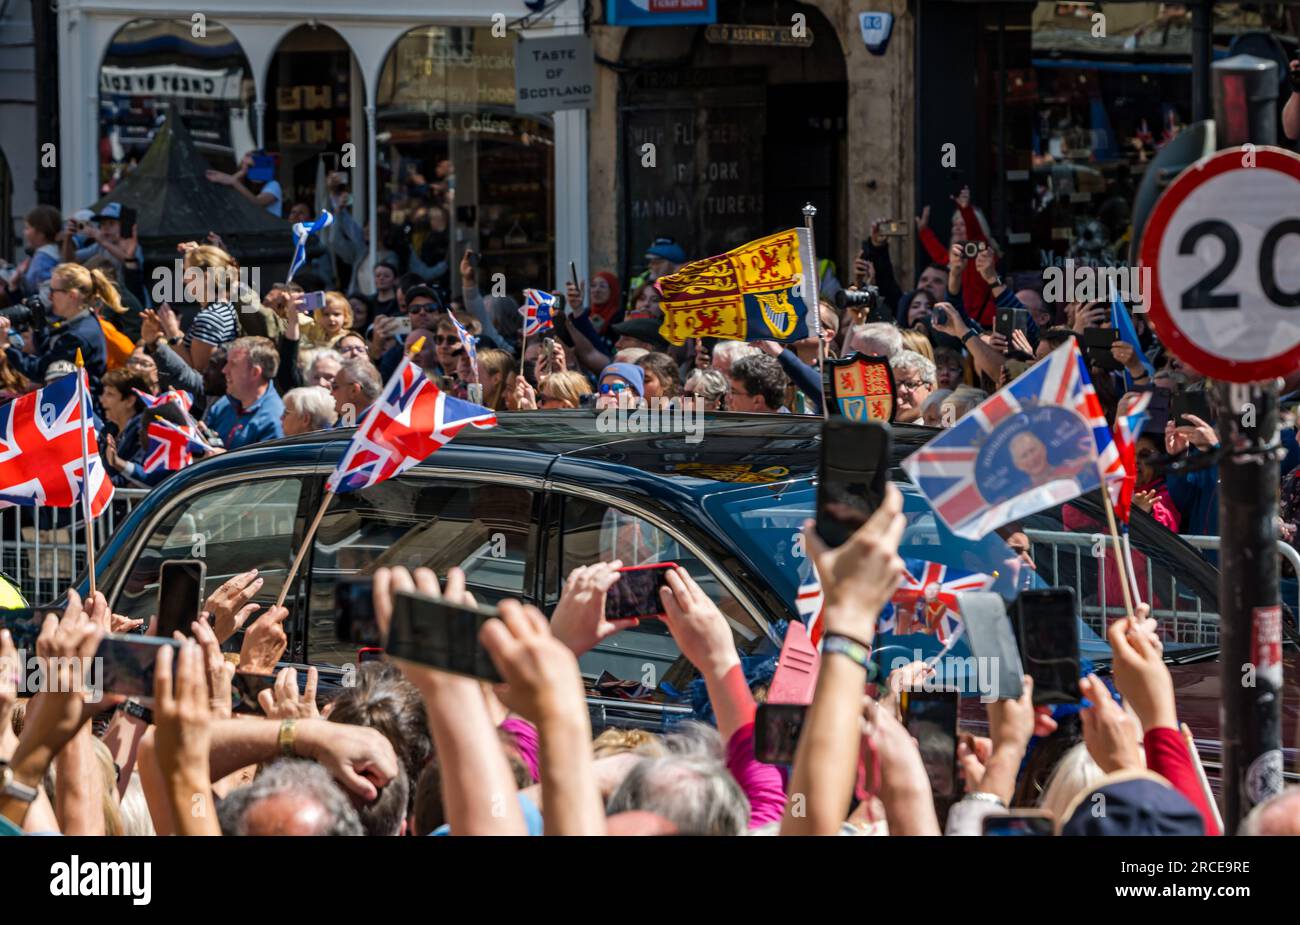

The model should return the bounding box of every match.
[75,349,97,599]
[274,335,426,609]
[802,203,829,420]
[1098,482,1136,621]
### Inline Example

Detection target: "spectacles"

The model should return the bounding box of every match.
[598,382,629,395]
[409,303,436,313]
[434,335,458,346]
[897,379,927,392]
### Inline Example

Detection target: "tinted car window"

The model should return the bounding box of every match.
[111,478,303,623]
[307,477,537,666]
[555,495,763,688]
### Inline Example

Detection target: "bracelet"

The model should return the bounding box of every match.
[822,633,877,681]
[961,329,977,344]
[120,699,154,725]
[278,718,297,758]
[964,791,1007,808]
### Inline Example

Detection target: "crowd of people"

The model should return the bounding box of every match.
[3,484,1298,836]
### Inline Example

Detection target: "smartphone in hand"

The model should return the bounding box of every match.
[904,688,960,799]
[816,419,892,547]
[156,559,206,639]
[1014,587,1080,705]
[606,563,678,621]
[754,703,808,764]
[387,590,502,682]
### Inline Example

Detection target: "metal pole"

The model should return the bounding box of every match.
[1191,0,1213,123]
[802,203,828,420]
[1214,379,1283,833]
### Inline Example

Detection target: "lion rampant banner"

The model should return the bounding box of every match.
[655,228,820,347]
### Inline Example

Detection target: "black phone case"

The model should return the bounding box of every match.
[1013,589,1081,705]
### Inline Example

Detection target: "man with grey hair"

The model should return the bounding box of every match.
[708,340,759,380]
[330,356,383,425]
[605,754,750,835]
[281,385,339,436]
[306,347,344,390]
[846,322,903,359]
[890,349,936,423]
[1239,786,1300,835]
[218,759,364,836]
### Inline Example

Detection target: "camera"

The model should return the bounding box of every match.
[962,241,987,259]
[835,286,880,312]
[0,294,49,331]
[932,306,950,326]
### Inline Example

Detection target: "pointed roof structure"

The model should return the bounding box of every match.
[93,112,291,272]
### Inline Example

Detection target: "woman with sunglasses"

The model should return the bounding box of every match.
[594,362,645,411]
[0,262,111,394]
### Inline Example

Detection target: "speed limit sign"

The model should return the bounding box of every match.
[1141,146,1300,382]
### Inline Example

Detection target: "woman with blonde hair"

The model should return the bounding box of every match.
[899,328,935,364]
[476,348,516,412]
[178,244,242,372]
[0,261,111,390]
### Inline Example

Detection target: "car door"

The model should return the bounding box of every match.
[302,471,543,670]
[107,473,310,649]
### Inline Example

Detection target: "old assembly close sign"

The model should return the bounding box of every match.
[514,34,595,114]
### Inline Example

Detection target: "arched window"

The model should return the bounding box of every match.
[376,26,554,297]
[99,18,255,194]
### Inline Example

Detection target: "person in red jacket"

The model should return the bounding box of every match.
[916,186,999,326]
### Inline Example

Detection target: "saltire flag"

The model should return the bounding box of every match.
[287,209,334,283]
[0,371,113,516]
[1111,391,1152,525]
[1111,291,1155,391]
[656,228,819,346]
[520,289,556,337]
[902,339,1123,540]
[142,417,210,474]
[134,388,195,422]
[327,354,497,494]
[877,559,995,644]
[449,311,479,380]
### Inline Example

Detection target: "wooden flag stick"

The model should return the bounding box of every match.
[1098,482,1136,622]
[75,349,97,599]
[274,335,426,610]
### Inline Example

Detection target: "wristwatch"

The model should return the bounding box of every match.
[120,699,154,725]
[0,759,39,804]
[822,633,879,682]
[961,329,978,345]
[279,718,298,758]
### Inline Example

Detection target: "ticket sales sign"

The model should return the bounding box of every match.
[1140,147,1300,382]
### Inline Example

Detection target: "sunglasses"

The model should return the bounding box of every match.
[434,335,459,346]
[598,382,629,395]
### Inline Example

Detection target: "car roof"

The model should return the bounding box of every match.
[261,410,940,487]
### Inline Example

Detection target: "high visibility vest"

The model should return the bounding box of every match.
[0,571,28,608]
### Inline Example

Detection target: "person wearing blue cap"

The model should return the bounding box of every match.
[62,202,147,307]
[625,237,686,312]
[1060,770,1205,836]
[595,362,645,410]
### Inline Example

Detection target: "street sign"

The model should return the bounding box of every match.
[1140,146,1300,382]
[514,35,595,115]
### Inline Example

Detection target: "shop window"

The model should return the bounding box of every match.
[99,18,255,191]
[375,26,554,299]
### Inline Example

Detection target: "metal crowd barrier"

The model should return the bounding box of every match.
[0,488,151,605]
[1023,528,1300,647]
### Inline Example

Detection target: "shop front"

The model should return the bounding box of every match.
[916,1,1300,277]
[61,0,583,295]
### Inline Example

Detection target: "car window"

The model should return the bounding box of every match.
[553,494,763,688]
[111,478,303,623]
[307,477,537,666]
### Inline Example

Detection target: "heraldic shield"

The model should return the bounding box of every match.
[825,353,895,423]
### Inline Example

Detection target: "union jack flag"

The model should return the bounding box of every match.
[520,289,556,337]
[1111,391,1152,525]
[901,339,1123,540]
[877,559,995,644]
[0,371,113,516]
[142,417,209,474]
[327,355,497,494]
[795,569,826,647]
[449,311,479,380]
[133,387,194,420]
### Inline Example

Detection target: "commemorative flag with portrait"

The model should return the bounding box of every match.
[655,228,819,346]
[901,339,1124,540]
[876,559,995,645]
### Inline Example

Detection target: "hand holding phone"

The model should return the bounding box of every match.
[904,688,960,799]
[1014,587,1080,705]
[96,634,183,704]
[754,703,807,764]
[387,590,502,682]
[605,563,677,620]
[816,419,892,547]
[156,560,206,639]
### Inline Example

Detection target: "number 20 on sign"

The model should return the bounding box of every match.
[1140,146,1300,383]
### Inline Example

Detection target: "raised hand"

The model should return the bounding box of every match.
[237,605,289,675]
[549,561,634,656]
[204,569,264,644]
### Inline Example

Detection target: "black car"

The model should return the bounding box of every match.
[85,411,1294,754]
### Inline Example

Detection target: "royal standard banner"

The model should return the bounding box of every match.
[656,228,819,346]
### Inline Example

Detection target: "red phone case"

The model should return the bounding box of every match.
[611,562,679,618]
